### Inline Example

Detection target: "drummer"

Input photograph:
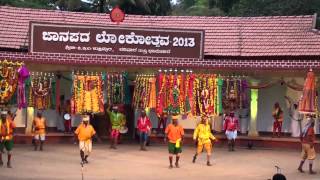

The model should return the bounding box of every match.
[107,105,126,149]
[63,99,72,134]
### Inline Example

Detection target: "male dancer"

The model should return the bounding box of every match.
[75,116,96,164]
[137,110,152,151]
[107,105,126,149]
[32,112,47,151]
[223,111,240,151]
[272,102,284,137]
[298,116,316,174]
[164,115,184,169]
[0,111,16,168]
[193,116,216,166]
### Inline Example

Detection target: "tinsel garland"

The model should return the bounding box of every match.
[17,65,29,108]
[217,78,223,114]
[51,80,56,109]
[214,78,218,115]
[123,72,131,105]
[106,73,125,105]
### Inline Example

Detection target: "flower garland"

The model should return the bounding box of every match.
[156,73,165,116]
[148,77,157,109]
[72,74,103,114]
[29,76,52,110]
[133,74,155,109]
[0,60,21,104]
[184,74,191,114]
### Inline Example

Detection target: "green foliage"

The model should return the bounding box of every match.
[2,0,320,18]
[0,0,55,9]
[230,0,320,16]
[115,0,171,15]
[173,0,225,16]
[55,0,82,11]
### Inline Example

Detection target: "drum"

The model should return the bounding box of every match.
[63,113,71,121]
[119,126,128,134]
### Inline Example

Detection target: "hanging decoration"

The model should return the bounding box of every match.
[156,72,165,116]
[0,60,22,105]
[17,65,30,109]
[193,74,216,116]
[154,70,220,117]
[72,72,104,114]
[133,74,155,109]
[123,72,131,105]
[29,72,54,110]
[215,77,223,115]
[222,78,242,112]
[106,73,126,106]
[298,69,317,114]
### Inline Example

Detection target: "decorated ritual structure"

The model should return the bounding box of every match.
[0,6,319,145]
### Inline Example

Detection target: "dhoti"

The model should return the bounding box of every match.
[79,139,92,156]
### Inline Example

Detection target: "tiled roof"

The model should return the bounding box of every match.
[1,6,320,57]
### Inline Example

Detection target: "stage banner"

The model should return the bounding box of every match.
[29,22,205,59]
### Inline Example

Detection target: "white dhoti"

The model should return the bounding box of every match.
[34,134,46,141]
[291,119,301,137]
[226,130,237,140]
[290,109,302,137]
[79,140,92,156]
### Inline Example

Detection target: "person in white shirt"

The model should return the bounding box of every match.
[285,96,302,137]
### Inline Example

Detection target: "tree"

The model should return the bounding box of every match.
[0,0,55,9]
[116,0,172,15]
[172,0,225,16]
[230,0,320,17]
[55,0,83,11]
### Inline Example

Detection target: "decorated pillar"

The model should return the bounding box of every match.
[248,79,260,137]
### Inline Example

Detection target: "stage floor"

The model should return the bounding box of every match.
[13,132,320,152]
[0,144,319,180]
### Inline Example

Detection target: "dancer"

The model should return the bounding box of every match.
[285,96,302,137]
[272,102,284,137]
[0,111,16,168]
[32,112,47,151]
[75,115,96,164]
[137,109,152,151]
[223,111,239,151]
[192,116,216,166]
[164,115,184,169]
[107,105,126,149]
[298,116,316,174]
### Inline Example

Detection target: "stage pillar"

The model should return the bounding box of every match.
[248,80,259,137]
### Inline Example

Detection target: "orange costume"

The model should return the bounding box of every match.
[299,70,317,114]
[33,117,46,135]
